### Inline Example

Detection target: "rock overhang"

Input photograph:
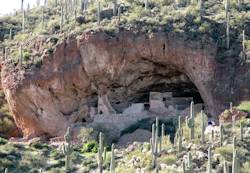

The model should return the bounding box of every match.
[1,30,249,138]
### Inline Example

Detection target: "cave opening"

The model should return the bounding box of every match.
[109,71,204,113]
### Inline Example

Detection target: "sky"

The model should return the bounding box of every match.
[0,0,45,16]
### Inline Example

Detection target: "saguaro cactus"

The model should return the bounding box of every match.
[177,116,183,153]
[230,102,233,112]
[97,1,101,25]
[112,0,118,16]
[187,152,192,170]
[151,117,160,168]
[207,147,212,173]
[186,101,195,140]
[98,132,104,173]
[242,30,246,62]
[60,6,64,32]
[19,45,23,66]
[233,136,236,153]
[199,0,204,17]
[223,160,229,173]
[159,123,165,152]
[4,47,7,60]
[117,4,125,24]
[63,127,73,173]
[110,144,115,172]
[9,28,12,40]
[240,121,243,141]
[238,0,242,10]
[220,124,224,146]
[145,0,148,10]
[42,7,45,28]
[182,161,186,173]
[232,150,238,173]
[225,0,230,49]
[201,110,205,144]
[21,0,25,32]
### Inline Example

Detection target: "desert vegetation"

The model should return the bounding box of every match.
[0,0,250,173]
[0,0,250,67]
[0,101,249,172]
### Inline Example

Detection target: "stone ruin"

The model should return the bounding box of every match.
[90,91,203,133]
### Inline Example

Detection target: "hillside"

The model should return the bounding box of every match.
[0,0,250,173]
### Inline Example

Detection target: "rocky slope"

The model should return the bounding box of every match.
[0,29,250,138]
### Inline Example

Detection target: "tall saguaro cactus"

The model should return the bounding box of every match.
[4,47,8,61]
[112,0,118,16]
[240,121,243,141]
[237,0,242,10]
[207,147,212,173]
[19,45,23,66]
[182,161,186,173]
[151,117,160,168]
[42,7,45,28]
[63,127,73,173]
[187,152,192,170]
[97,1,101,25]
[201,110,205,144]
[242,30,246,62]
[220,124,224,146]
[225,0,230,49]
[159,123,165,152]
[233,136,236,153]
[223,160,228,173]
[21,0,25,32]
[110,144,115,173]
[117,4,125,24]
[98,132,104,173]
[60,6,64,32]
[199,0,204,17]
[177,116,183,153]
[145,0,148,10]
[9,28,12,40]
[232,150,238,173]
[186,101,195,140]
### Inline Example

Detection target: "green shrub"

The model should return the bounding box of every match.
[0,137,7,145]
[81,140,98,153]
[160,154,177,165]
[237,101,250,112]
[23,50,31,61]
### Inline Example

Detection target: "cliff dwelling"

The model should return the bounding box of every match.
[2,31,249,139]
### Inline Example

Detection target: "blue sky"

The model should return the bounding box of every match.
[0,0,45,16]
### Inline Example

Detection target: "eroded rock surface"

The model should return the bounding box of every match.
[1,30,250,138]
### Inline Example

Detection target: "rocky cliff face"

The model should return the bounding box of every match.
[1,30,250,138]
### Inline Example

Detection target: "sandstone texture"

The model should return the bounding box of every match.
[1,30,250,138]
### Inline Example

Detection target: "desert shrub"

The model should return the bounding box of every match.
[215,145,248,162]
[0,137,7,145]
[23,50,31,61]
[81,140,98,153]
[237,101,250,113]
[34,58,43,68]
[78,127,96,143]
[159,154,177,165]
[241,162,250,173]
[30,142,49,150]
